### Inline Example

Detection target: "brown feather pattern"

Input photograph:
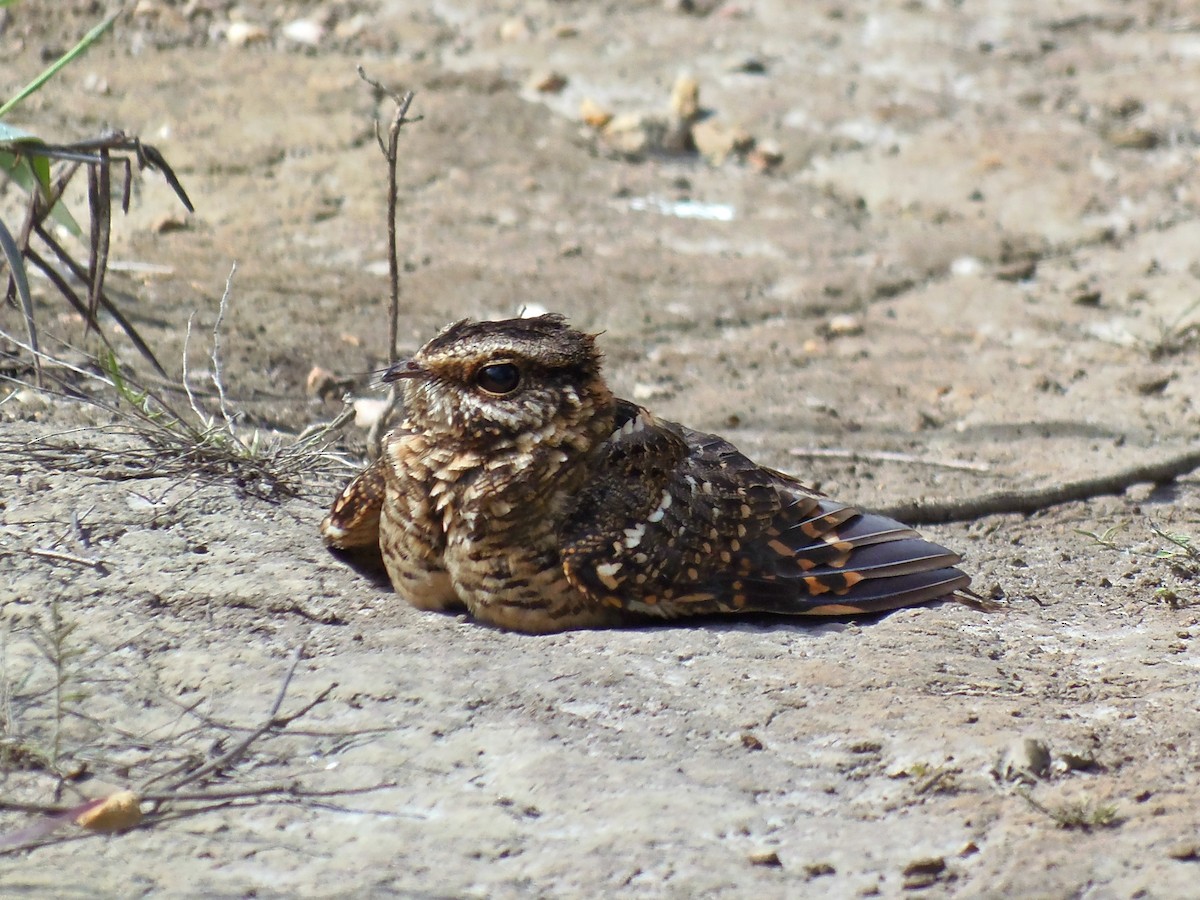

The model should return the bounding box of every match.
[320,314,973,632]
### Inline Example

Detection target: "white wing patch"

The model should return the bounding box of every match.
[646,488,673,524]
[623,523,647,548]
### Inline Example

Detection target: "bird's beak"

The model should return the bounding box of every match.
[382,359,426,383]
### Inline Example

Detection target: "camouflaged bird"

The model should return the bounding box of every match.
[321,314,971,633]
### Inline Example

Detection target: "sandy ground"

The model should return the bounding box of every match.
[2,1,1200,896]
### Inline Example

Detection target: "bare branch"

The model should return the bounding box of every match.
[356,67,421,455]
[153,647,334,795]
[877,447,1200,524]
[791,447,992,474]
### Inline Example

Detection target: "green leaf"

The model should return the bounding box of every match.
[0,149,83,236]
[0,11,120,119]
[0,122,40,142]
[0,149,39,192]
[0,213,40,372]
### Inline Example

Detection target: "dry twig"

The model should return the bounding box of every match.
[355,68,420,454]
[0,646,358,854]
[152,647,314,794]
[877,446,1200,524]
[791,446,991,473]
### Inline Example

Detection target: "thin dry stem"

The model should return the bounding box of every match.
[181,312,210,427]
[878,446,1200,524]
[211,263,239,438]
[155,647,312,794]
[791,447,992,474]
[356,67,420,455]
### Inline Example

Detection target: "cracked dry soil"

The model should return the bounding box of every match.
[2,2,1200,897]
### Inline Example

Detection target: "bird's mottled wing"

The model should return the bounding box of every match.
[320,455,387,550]
[561,402,969,618]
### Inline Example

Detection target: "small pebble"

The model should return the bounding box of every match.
[995,736,1051,783]
[530,71,568,93]
[995,258,1037,281]
[690,118,753,164]
[1167,841,1200,861]
[726,55,767,74]
[226,21,269,47]
[580,98,614,129]
[902,856,946,889]
[826,313,864,337]
[282,18,324,46]
[498,17,532,42]
[75,791,142,833]
[603,112,668,156]
[353,398,390,429]
[670,74,701,122]
[739,732,764,751]
[1135,375,1172,396]
[748,849,782,867]
[951,256,982,277]
[82,73,110,95]
[306,366,338,399]
[1106,127,1159,150]
[747,141,783,172]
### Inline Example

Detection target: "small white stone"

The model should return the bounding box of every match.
[950,256,982,277]
[352,397,389,428]
[282,18,324,47]
[226,21,269,47]
[826,313,863,337]
[498,17,532,42]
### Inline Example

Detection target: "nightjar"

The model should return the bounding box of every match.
[321,314,972,633]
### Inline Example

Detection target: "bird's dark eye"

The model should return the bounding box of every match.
[475,362,521,395]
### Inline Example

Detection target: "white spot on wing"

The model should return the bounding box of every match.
[623,523,646,548]
[596,561,623,590]
[618,413,649,437]
[646,489,673,523]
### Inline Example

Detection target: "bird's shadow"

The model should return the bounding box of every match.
[323,546,973,633]
[326,545,391,587]
[628,606,918,634]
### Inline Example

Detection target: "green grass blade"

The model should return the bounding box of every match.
[0,11,120,120]
[0,122,39,142]
[0,148,40,192]
[0,149,84,235]
[0,213,41,378]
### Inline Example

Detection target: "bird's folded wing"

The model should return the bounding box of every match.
[321,455,388,550]
[561,411,969,618]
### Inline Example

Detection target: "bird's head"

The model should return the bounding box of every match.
[384,314,614,453]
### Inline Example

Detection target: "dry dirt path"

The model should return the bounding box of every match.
[2,2,1200,896]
